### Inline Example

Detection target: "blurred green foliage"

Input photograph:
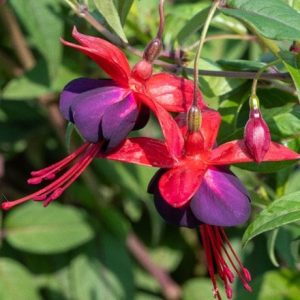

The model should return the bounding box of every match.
[0,0,300,299]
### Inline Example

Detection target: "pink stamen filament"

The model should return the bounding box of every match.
[2,143,101,210]
[213,227,252,293]
[220,227,252,281]
[199,225,252,300]
[29,143,90,181]
[205,225,234,299]
[200,225,222,300]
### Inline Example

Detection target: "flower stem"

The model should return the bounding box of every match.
[193,0,221,106]
[156,0,165,40]
[251,59,281,97]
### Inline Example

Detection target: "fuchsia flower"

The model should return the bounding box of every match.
[1,29,202,209]
[60,27,204,152]
[2,27,300,300]
[94,107,299,299]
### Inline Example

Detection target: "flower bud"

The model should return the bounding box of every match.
[244,107,271,162]
[187,105,202,132]
[143,38,162,62]
[131,59,153,81]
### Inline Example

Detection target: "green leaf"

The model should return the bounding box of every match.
[279,51,300,100]
[222,0,300,41]
[65,122,74,152]
[176,6,210,45]
[189,58,244,97]
[235,269,300,300]
[218,59,266,71]
[10,0,63,79]
[115,0,134,25]
[93,0,128,42]
[150,246,183,271]
[0,258,41,300]
[285,169,300,194]
[69,233,134,300]
[4,202,94,254]
[267,229,280,267]
[183,278,226,300]
[2,60,81,100]
[243,192,300,244]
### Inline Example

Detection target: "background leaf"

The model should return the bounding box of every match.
[4,202,94,254]
[0,258,41,300]
[243,192,300,244]
[93,0,128,42]
[222,0,300,40]
[10,0,63,79]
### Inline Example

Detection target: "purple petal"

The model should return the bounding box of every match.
[149,169,200,228]
[60,78,117,122]
[101,93,138,151]
[72,86,131,143]
[133,104,150,130]
[190,167,251,227]
[154,194,200,228]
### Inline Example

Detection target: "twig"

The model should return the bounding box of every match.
[0,49,23,76]
[0,4,35,70]
[65,3,292,82]
[156,60,291,81]
[126,232,181,300]
[38,94,65,143]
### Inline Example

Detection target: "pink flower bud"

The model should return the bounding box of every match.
[244,108,271,162]
[131,59,153,81]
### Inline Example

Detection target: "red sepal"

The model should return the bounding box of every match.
[175,109,221,151]
[136,93,184,159]
[210,140,300,165]
[158,166,205,208]
[201,109,222,150]
[61,27,130,87]
[145,73,205,112]
[98,138,175,168]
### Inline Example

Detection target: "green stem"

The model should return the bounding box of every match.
[193,0,221,106]
[251,58,281,97]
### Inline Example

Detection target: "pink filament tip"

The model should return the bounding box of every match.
[1,202,14,210]
[243,268,252,281]
[27,177,42,185]
[225,267,234,283]
[43,188,63,207]
[243,283,252,292]
[51,188,63,200]
[33,195,47,201]
[225,285,233,299]
[44,173,56,180]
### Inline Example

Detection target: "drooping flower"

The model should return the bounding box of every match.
[60,27,205,152]
[244,95,271,162]
[90,106,298,299]
[1,28,204,210]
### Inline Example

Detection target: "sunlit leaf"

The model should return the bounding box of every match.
[243,192,300,244]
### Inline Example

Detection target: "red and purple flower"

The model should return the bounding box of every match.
[1,29,203,209]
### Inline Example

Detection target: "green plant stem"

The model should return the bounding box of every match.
[251,59,281,97]
[193,0,221,105]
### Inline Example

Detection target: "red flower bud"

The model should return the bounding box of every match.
[244,108,271,162]
[131,59,153,81]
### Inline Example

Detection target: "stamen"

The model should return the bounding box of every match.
[29,143,90,183]
[199,225,222,300]
[1,142,101,210]
[199,225,252,300]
